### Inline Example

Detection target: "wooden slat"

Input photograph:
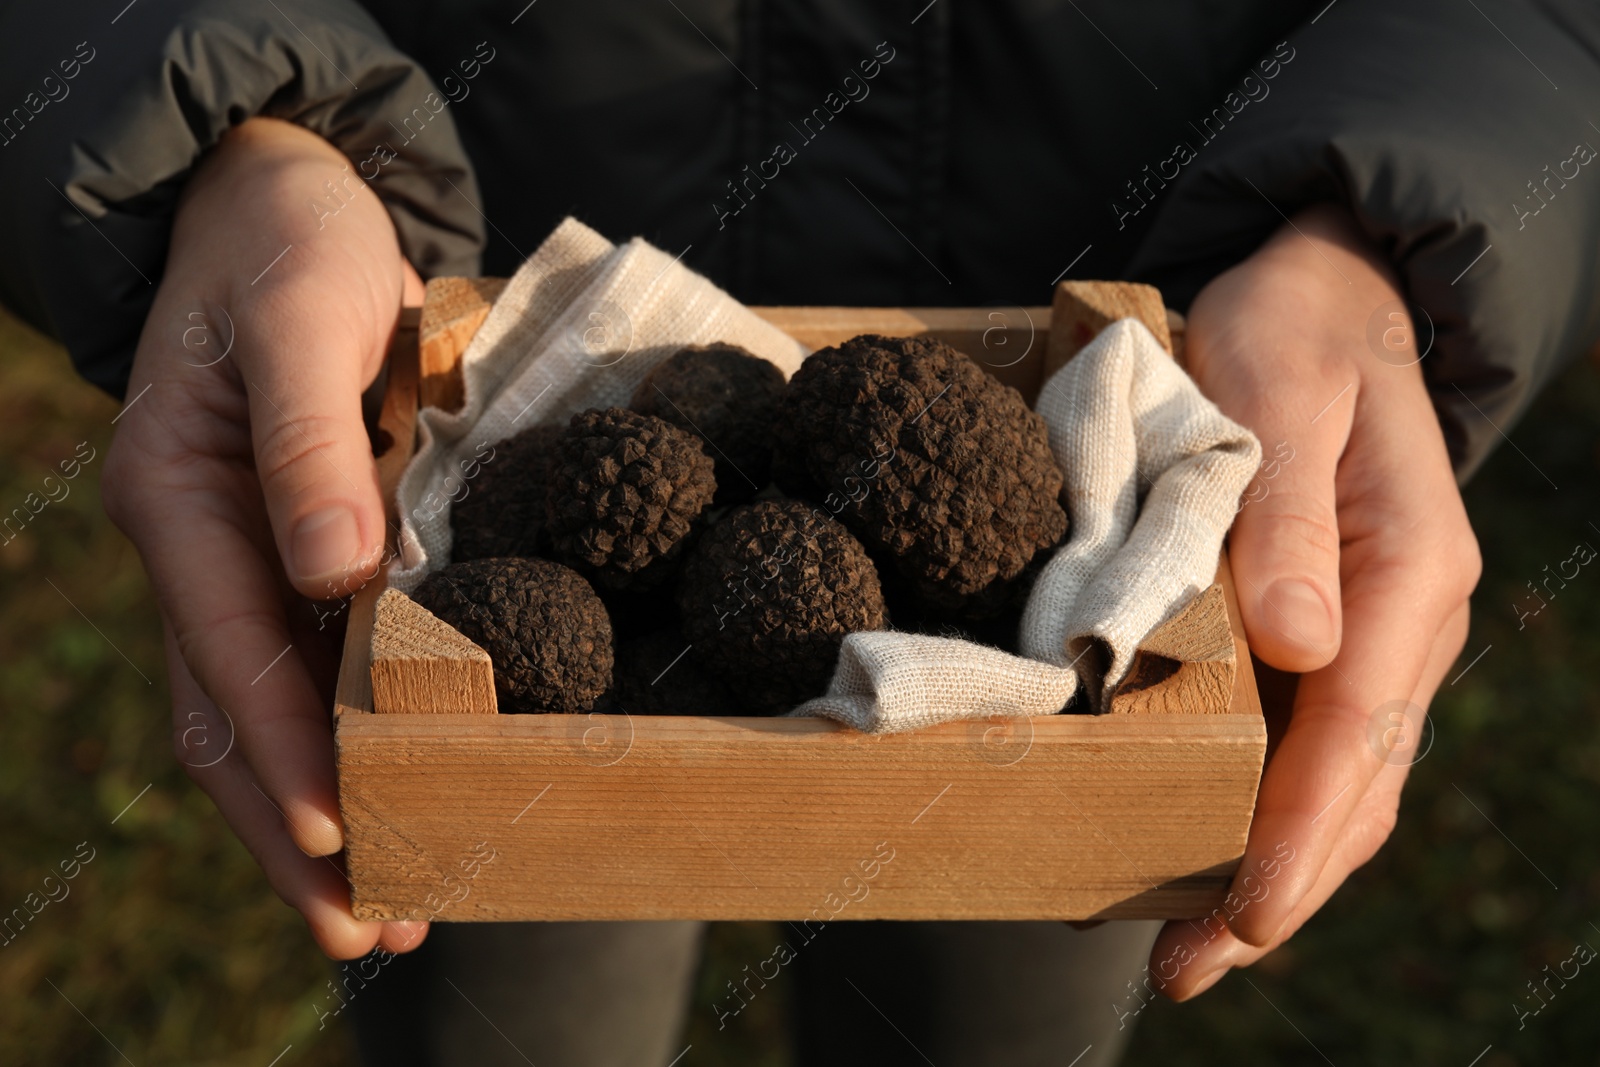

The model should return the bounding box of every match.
[418,277,507,411]
[377,306,421,498]
[1165,307,1188,365]
[1215,551,1261,729]
[1111,583,1236,716]
[370,589,498,715]
[339,711,1264,921]
[333,580,384,718]
[1044,280,1172,381]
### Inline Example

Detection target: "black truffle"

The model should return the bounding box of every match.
[629,344,787,502]
[611,626,738,716]
[545,407,717,589]
[678,499,888,711]
[873,545,1047,654]
[448,423,562,563]
[774,334,1067,615]
[411,557,613,714]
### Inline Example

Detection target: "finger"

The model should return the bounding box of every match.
[239,297,390,599]
[125,457,345,856]
[1226,552,1429,946]
[164,120,402,600]
[1220,380,1351,674]
[1186,276,1357,673]
[380,921,431,954]
[1150,601,1469,998]
[169,623,432,956]
[167,623,380,958]
[1419,599,1472,705]
[1225,395,1476,949]
[1154,763,1407,999]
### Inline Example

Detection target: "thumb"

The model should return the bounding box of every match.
[243,299,392,600]
[1226,394,1348,674]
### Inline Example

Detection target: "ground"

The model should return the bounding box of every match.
[1,304,1596,1066]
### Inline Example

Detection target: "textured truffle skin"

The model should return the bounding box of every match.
[449,424,563,563]
[774,334,1067,614]
[545,407,717,589]
[678,500,888,711]
[611,626,737,716]
[629,344,787,502]
[411,557,613,714]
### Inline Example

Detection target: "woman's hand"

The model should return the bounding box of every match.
[103,118,428,958]
[1151,204,1481,997]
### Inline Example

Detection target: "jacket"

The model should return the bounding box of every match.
[2,0,1597,477]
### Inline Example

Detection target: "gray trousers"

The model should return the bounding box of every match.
[346,920,1161,1066]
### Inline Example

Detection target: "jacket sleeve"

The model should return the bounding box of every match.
[1127,0,1600,479]
[0,0,485,399]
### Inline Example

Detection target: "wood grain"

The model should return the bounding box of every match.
[1213,551,1261,730]
[1043,280,1173,381]
[339,711,1264,921]
[376,307,421,499]
[370,589,498,715]
[334,579,383,720]
[1110,583,1236,716]
[418,276,508,412]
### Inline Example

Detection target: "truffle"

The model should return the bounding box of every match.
[873,545,1046,654]
[411,557,613,714]
[611,626,738,716]
[773,334,1067,615]
[448,423,563,563]
[545,407,717,589]
[678,499,888,711]
[629,344,787,502]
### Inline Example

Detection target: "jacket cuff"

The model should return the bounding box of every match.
[0,0,485,398]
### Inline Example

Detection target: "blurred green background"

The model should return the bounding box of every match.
[2,302,1597,1066]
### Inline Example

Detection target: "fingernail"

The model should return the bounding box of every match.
[1263,578,1335,650]
[291,506,362,583]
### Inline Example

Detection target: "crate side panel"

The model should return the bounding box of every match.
[338,714,1263,921]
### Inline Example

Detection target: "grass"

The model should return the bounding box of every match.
[2,303,1596,1066]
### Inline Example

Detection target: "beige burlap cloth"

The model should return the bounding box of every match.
[391,219,1260,733]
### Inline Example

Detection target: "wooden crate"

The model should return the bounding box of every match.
[332,280,1265,923]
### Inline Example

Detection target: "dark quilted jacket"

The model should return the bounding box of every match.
[1,0,1597,476]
